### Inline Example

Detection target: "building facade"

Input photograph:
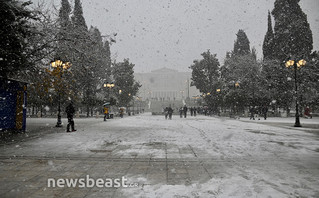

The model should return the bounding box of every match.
[134,67,200,101]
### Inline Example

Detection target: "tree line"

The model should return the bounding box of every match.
[190,0,319,115]
[0,0,140,117]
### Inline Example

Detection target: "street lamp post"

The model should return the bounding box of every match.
[103,82,115,101]
[50,59,71,127]
[285,59,306,127]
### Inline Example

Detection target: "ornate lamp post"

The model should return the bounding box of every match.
[285,59,306,127]
[50,59,71,127]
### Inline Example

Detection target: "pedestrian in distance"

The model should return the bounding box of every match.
[249,106,255,120]
[119,107,124,118]
[190,107,193,116]
[193,107,197,117]
[168,106,173,120]
[179,107,183,118]
[183,105,188,118]
[304,106,312,119]
[66,101,76,132]
[164,107,169,119]
[255,106,260,120]
[262,105,268,120]
[103,105,109,121]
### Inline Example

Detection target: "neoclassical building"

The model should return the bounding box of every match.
[134,67,200,101]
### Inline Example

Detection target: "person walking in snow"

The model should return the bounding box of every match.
[304,106,312,119]
[183,105,188,118]
[179,107,183,118]
[119,107,124,118]
[103,105,109,121]
[164,107,169,119]
[66,101,76,132]
[249,106,255,120]
[262,105,268,120]
[193,107,197,117]
[190,107,193,116]
[168,106,173,120]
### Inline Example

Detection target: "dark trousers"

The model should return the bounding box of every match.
[104,113,109,121]
[250,113,255,120]
[67,116,75,131]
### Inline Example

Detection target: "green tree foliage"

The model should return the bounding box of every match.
[189,50,221,109]
[298,51,319,111]
[261,59,293,111]
[262,11,274,60]
[113,59,141,107]
[272,0,313,61]
[221,54,262,111]
[219,30,264,114]
[103,40,112,75]
[56,0,72,61]
[190,50,220,93]
[69,0,94,116]
[0,0,35,78]
[233,29,250,56]
[72,0,87,31]
[261,0,315,112]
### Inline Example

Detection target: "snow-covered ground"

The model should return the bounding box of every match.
[1,113,318,197]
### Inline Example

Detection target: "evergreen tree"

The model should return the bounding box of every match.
[298,51,319,111]
[262,11,274,60]
[261,59,294,111]
[0,0,34,78]
[223,54,262,109]
[233,29,250,56]
[72,0,87,31]
[190,50,220,94]
[59,0,71,29]
[190,50,221,110]
[221,29,263,113]
[70,0,93,116]
[56,0,72,61]
[103,40,112,75]
[113,59,141,107]
[88,27,112,106]
[272,0,313,61]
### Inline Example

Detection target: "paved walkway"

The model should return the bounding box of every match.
[0,114,318,197]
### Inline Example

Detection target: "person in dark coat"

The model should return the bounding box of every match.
[179,107,183,118]
[168,106,173,120]
[304,106,312,119]
[66,101,76,132]
[183,105,188,118]
[262,105,268,120]
[103,105,109,121]
[249,106,255,120]
[164,107,169,119]
[190,107,193,116]
[193,107,197,117]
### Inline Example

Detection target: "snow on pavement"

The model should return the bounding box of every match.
[1,113,318,197]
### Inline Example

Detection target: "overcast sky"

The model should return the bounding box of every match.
[32,0,319,73]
